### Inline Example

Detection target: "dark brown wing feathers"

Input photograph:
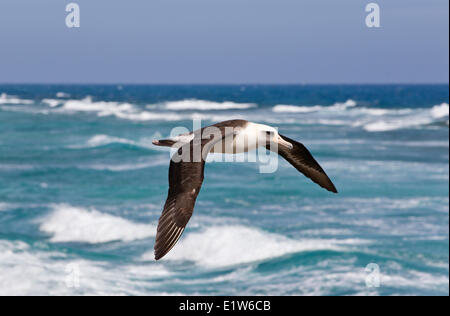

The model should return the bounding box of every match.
[154,125,233,260]
[154,145,205,260]
[273,134,337,193]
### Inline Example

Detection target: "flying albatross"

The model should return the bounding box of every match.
[152,119,337,260]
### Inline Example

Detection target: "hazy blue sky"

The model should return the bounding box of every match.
[0,0,448,84]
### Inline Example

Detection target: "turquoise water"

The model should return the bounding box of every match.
[0,84,448,295]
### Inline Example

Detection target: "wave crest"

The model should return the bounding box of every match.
[0,93,33,105]
[164,99,256,111]
[40,204,156,243]
[0,240,171,295]
[62,97,135,115]
[144,225,367,267]
[42,99,62,108]
[273,99,356,113]
[362,103,449,132]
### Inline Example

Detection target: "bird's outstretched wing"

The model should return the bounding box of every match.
[154,151,204,260]
[270,134,337,193]
[154,126,233,260]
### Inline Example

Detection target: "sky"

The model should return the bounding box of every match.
[0,0,448,84]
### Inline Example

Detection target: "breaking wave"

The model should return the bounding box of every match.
[40,204,156,243]
[80,134,154,149]
[273,100,449,132]
[38,97,255,121]
[361,103,449,132]
[56,92,71,98]
[113,111,184,121]
[273,99,357,113]
[61,97,135,115]
[41,99,62,108]
[164,99,256,111]
[54,97,185,121]
[143,225,367,267]
[0,240,171,295]
[0,93,33,105]
[2,94,448,132]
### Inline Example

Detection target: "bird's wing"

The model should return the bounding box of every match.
[269,134,338,193]
[154,126,233,260]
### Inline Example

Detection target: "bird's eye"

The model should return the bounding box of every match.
[266,131,272,135]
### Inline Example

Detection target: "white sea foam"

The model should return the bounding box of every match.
[362,103,449,132]
[280,264,449,296]
[62,97,135,116]
[363,121,408,132]
[40,204,156,243]
[4,98,239,122]
[381,270,449,290]
[0,240,170,295]
[273,104,323,113]
[272,100,449,132]
[1,239,446,295]
[145,225,367,267]
[86,134,139,148]
[0,93,33,105]
[113,110,239,122]
[56,92,70,98]
[431,102,450,118]
[272,103,408,117]
[164,99,256,111]
[72,134,158,150]
[42,98,62,108]
[332,99,357,109]
[4,93,448,133]
[272,99,356,113]
[113,111,184,121]
[58,97,187,121]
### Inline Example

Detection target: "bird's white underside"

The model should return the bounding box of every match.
[171,122,280,154]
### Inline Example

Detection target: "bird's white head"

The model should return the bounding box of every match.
[249,122,293,150]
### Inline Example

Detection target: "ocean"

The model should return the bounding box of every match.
[0,84,448,296]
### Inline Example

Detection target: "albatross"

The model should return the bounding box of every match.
[152,119,337,260]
